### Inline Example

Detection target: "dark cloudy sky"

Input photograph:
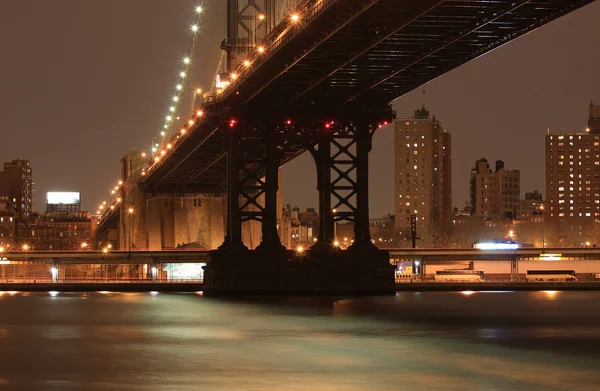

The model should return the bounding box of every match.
[1,0,599,218]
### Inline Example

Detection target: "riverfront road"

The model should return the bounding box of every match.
[0,250,210,264]
[5,247,600,264]
[3,281,600,293]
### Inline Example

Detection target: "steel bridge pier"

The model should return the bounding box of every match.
[205,110,395,295]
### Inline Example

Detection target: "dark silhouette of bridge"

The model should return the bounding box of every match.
[99,0,595,294]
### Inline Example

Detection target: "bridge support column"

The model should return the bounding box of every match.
[220,123,247,252]
[349,121,376,251]
[256,125,285,252]
[311,131,335,250]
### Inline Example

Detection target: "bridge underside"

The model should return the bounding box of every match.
[145,0,593,192]
[139,0,593,294]
[222,0,593,113]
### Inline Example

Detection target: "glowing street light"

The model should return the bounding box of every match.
[296,246,303,253]
[22,244,29,251]
[291,14,299,22]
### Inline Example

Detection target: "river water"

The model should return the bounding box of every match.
[0,290,598,390]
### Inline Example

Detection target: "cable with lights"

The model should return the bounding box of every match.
[153,3,206,154]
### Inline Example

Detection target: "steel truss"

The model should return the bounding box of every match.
[220,105,394,252]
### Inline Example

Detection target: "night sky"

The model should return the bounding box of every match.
[1,0,599,217]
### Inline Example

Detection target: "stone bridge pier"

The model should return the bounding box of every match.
[111,150,265,251]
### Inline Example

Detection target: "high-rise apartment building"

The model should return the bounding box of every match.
[0,159,33,219]
[394,107,452,243]
[546,102,600,224]
[589,100,600,132]
[470,158,520,220]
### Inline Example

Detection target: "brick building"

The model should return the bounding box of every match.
[0,159,33,219]
[18,212,96,251]
[546,102,600,224]
[394,107,452,244]
[470,158,520,220]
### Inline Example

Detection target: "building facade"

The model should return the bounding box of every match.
[0,197,17,249]
[0,159,33,219]
[394,107,452,244]
[470,158,520,220]
[18,212,97,251]
[546,127,600,224]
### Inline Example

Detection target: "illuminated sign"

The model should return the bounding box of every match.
[540,253,562,261]
[474,242,519,250]
[46,192,81,205]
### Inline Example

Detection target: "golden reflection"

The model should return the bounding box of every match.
[542,290,559,299]
[460,290,476,296]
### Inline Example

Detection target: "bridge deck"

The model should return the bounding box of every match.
[141,0,593,191]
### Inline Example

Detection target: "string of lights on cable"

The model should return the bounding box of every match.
[153,3,206,155]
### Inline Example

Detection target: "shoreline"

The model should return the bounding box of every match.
[1,282,600,293]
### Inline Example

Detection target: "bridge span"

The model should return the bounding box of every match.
[95,0,596,294]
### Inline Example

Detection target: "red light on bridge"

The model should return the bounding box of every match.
[286,120,292,125]
[229,119,237,128]
[325,123,330,129]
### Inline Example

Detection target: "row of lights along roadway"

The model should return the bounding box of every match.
[98,9,303,216]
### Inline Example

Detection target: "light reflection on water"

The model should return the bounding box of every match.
[0,291,598,390]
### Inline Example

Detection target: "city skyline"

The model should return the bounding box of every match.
[0,1,598,217]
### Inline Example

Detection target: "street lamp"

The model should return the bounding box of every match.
[22,244,29,251]
[540,205,545,249]
[332,208,337,242]
[81,242,88,250]
[128,208,134,251]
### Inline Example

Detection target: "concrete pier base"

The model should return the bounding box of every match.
[203,247,395,295]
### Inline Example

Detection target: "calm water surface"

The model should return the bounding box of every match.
[0,291,599,390]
